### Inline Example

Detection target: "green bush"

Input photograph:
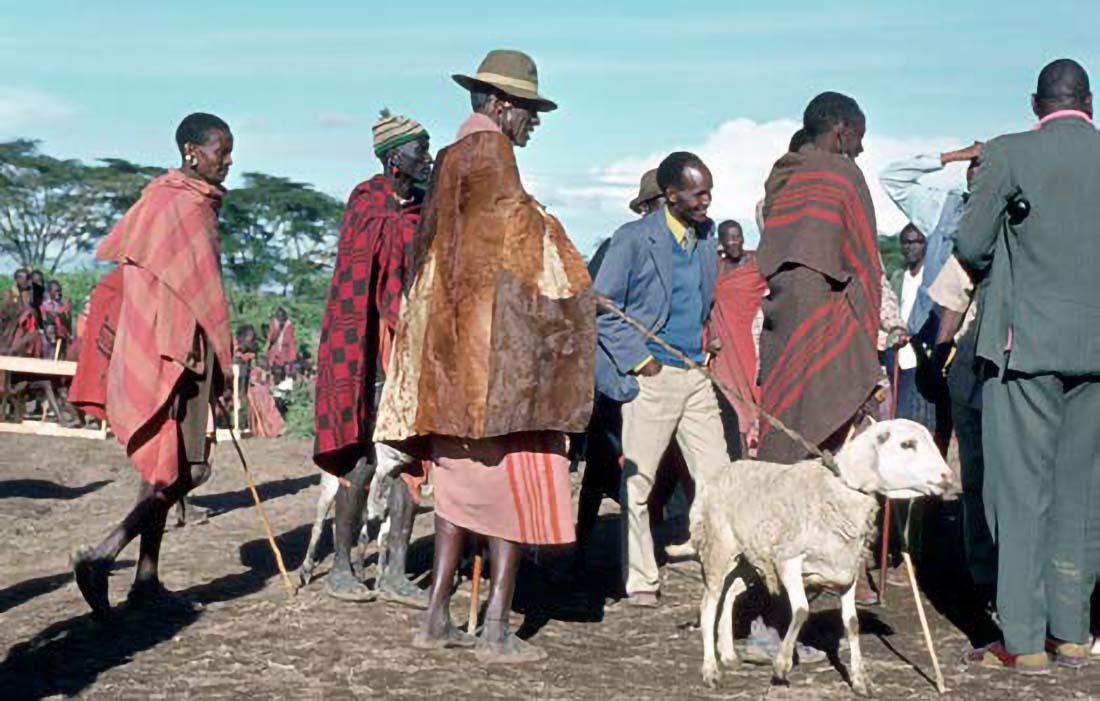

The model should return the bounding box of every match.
[281,381,316,439]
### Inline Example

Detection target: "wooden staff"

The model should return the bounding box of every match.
[902,551,947,694]
[467,538,483,635]
[879,353,901,604]
[218,400,296,598]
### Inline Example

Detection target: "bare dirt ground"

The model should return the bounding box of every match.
[1,433,1096,699]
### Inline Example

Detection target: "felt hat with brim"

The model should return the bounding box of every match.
[629,169,662,214]
[453,49,557,112]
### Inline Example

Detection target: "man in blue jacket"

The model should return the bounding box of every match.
[594,151,727,606]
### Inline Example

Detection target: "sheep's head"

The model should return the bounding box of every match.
[835,419,956,498]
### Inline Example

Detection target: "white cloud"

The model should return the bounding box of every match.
[547,118,969,252]
[0,87,74,131]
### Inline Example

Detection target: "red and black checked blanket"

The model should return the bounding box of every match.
[313,175,419,475]
[755,148,882,463]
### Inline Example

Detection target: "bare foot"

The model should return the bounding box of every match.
[378,573,429,610]
[71,546,112,620]
[325,568,376,602]
[127,578,199,612]
[412,621,476,650]
[475,633,548,665]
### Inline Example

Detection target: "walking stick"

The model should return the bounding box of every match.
[467,538,483,635]
[902,551,947,694]
[217,400,296,599]
[879,352,901,604]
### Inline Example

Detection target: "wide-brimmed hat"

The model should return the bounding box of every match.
[629,169,662,214]
[453,49,557,112]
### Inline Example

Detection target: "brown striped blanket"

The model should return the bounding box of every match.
[755,147,881,463]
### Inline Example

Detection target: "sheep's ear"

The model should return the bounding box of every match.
[876,429,891,445]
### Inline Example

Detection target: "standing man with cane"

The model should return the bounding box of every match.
[374,49,594,664]
[69,113,235,619]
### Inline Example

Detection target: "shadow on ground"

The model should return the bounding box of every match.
[0,528,292,699]
[0,560,135,616]
[0,479,112,501]
[192,474,319,517]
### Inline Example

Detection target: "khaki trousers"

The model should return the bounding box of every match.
[621,366,729,594]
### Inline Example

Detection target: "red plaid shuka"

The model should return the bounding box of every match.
[313,175,419,475]
[755,147,882,463]
[70,170,230,486]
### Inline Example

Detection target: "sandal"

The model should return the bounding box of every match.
[971,642,1051,675]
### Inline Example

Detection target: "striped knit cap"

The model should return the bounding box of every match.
[373,109,427,157]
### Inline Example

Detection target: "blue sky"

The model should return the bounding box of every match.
[2,1,1099,262]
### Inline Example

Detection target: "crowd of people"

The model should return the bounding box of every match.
[27,47,1099,682]
[0,269,80,424]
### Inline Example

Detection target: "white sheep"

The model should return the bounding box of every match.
[683,418,954,696]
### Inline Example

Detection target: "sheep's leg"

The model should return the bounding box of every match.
[297,474,339,587]
[841,580,873,697]
[718,575,747,668]
[773,557,808,683]
[699,569,725,687]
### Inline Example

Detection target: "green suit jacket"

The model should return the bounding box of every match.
[955,115,1100,375]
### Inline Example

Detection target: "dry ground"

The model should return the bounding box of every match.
[0,434,1096,699]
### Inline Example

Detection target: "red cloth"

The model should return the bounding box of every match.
[69,268,123,420]
[756,148,882,462]
[41,299,71,340]
[709,257,767,434]
[313,175,419,474]
[265,319,297,367]
[248,366,286,437]
[432,432,575,545]
[73,170,230,486]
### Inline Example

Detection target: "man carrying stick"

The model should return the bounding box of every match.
[374,49,594,663]
[69,113,234,619]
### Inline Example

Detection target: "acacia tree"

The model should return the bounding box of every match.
[220,172,341,294]
[0,140,159,273]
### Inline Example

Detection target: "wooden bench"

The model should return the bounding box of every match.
[0,357,246,442]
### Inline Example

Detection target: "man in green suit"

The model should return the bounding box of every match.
[956,58,1100,673]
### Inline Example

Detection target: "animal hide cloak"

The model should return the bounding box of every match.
[374,129,595,443]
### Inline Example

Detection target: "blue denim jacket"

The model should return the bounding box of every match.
[592,209,717,402]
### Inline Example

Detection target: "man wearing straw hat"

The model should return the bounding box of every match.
[313,109,433,605]
[374,50,594,664]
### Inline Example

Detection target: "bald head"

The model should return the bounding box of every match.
[1033,58,1092,117]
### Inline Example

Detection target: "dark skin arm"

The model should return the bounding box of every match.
[935,307,965,347]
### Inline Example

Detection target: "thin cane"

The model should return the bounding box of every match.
[467,537,482,635]
[879,352,901,604]
[903,551,947,694]
[216,400,297,598]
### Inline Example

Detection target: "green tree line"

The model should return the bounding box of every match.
[3,139,909,350]
[1,140,339,344]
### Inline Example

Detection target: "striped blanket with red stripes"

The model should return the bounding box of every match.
[73,170,230,486]
[755,148,882,463]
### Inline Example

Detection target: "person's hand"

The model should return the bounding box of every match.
[636,358,663,377]
[706,335,722,356]
[941,141,983,165]
[885,327,908,349]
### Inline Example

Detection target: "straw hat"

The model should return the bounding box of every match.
[629,169,662,214]
[453,49,557,112]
